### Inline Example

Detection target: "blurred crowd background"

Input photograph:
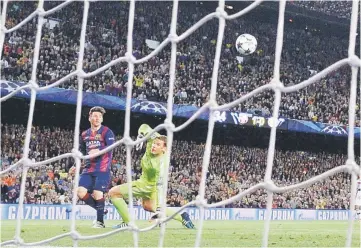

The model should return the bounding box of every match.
[2,1,360,125]
[1,122,357,210]
[1,1,360,210]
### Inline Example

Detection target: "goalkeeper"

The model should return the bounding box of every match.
[109,124,195,229]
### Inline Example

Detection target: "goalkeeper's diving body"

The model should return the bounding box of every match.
[109,124,195,229]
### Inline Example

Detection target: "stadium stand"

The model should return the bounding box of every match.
[0,1,360,211]
[2,1,360,125]
[290,0,352,19]
[1,118,358,210]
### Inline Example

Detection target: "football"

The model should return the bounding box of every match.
[235,33,257,55]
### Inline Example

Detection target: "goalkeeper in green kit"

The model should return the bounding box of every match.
[109,124,195,229]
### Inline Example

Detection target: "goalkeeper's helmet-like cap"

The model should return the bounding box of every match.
[89,106,106,116]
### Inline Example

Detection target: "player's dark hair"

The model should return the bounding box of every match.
[89,106,106,115]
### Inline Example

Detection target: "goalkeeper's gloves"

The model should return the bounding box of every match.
[135,134,144,151]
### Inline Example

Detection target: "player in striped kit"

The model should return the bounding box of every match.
[71,106,115,228]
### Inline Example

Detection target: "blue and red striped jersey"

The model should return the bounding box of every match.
[80,125,115,173]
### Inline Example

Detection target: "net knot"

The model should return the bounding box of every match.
[23,158,33,168]
[123,136,133,146]
[348,55,361,68]
[71,149,83,159]
[78,69,87,78]
[345,159,360,175]
[14,237,24,246]
[208,99,219,110]
[1,26,7,33]
[128,222,139,232]
[270,78,284,91]
[164,119,175,131]
[215,7,228,19]
[37,8,46,17]
[71,231,80,240]
[29,80,39,91]
[168,34,179,43]
[195,195,207,207]
[264,180,277,192]
[125,52,137,64]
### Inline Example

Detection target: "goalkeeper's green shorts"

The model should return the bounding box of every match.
[118,179,157,202]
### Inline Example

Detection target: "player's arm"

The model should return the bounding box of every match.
[79,134,87,155]
[137,124,162,152]
[101,128,115,150]
[138,124,161,138]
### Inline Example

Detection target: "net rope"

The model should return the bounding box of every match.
[0,0,361,247]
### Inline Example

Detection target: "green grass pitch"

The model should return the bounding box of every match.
[1,220,360,247]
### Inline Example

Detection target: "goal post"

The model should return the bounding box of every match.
[0,0,361,247]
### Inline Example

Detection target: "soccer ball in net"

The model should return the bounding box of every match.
[235,34,257,55]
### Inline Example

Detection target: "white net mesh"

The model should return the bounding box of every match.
[1,0,361,247]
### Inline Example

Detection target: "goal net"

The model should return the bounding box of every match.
[0,0,360,247]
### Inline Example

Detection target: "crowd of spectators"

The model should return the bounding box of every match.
[290,0,353,20]
[1,123,356,210]
[1,1,360,126]
[1,1,359,209]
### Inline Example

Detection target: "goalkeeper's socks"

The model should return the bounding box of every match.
[95,197,105,223]
[181,212,195,229]
[165,208,183,222]
[81,193,96,209]
[111,197,130,223]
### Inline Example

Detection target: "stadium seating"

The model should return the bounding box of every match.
[0,2,359,210]
[1,1,359,126]
[290,0,352,19]
[0,124,356,210]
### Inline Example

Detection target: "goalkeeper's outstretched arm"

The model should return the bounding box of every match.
[138,124,161,138]
[136,124,162,152]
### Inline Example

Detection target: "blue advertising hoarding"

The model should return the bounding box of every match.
[0,204,354,221]
[1,80,359,138]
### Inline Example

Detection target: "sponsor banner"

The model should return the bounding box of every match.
[257,209,295,221]
[2,205,154,221]
[4,204,70,220]
[232,208,257,220]
[2,80,359,138]
[183,208,232,221]
[2,205,233,221]
[0,205,354,221]
[222,112,287,130]
[316,210,351,221]
[295,209,317,220]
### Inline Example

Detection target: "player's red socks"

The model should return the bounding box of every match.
[95,198,105,223]
[81,193,96,209]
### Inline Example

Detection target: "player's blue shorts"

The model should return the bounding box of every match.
[78,172,111,193]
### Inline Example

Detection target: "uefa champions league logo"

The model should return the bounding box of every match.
[0,80,29,96]
[234,212,242,220]
[131,101,168,114]
[233,210,254,220]
[320,125,348,135]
